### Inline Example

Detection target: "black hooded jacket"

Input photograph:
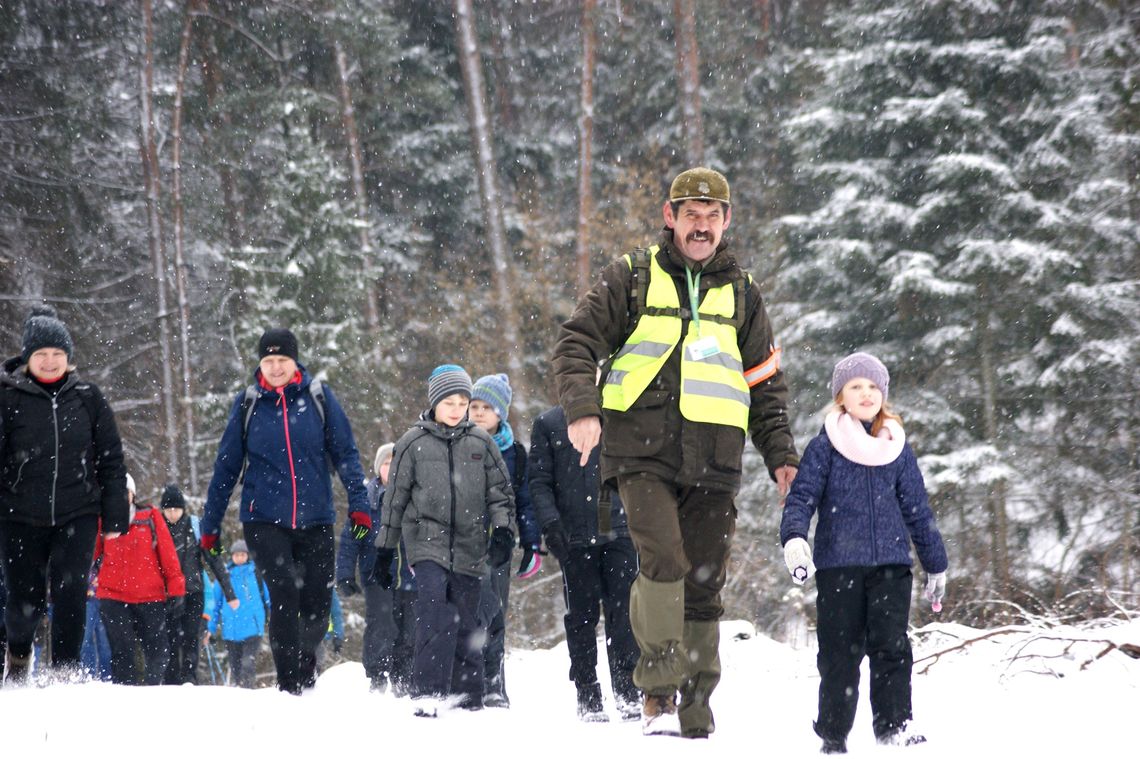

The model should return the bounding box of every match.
[0,356,129,531]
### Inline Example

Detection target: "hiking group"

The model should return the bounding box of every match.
[0,167,947,753]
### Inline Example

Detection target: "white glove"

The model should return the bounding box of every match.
[924,571,946,611]
[783,538,816,585]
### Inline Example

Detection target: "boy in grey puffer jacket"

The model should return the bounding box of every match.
[374,364,515,716]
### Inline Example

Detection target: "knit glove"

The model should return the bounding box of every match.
[924,571,947,612]
[542,522,570,563]
[783,537,816,585]
[367,548,396,590]
[488,527,515,568]
[337,578,362,598]
[517,544,543,579]
[348,511,373,541]
[200,533,221,558]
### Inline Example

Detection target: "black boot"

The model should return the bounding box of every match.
[4,651,31,686]
[576,681,609,723]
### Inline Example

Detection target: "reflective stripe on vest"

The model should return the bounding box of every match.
[602,247,749,431]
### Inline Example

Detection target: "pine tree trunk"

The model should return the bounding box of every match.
[673,0,704,165]
[979,308,1011,596]
[139,0,181,481]
[575,0,597,298]
[454,0,523,379]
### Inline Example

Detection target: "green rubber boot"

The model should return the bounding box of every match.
[678,620,721,738]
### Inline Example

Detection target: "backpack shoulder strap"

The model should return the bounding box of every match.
[238,385,258,483]
[309,379,327,426]
[73,382,102,435]
[191,514,201,541]
[511,441,527,493]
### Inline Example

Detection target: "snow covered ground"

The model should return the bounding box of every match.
[4,617,1137,756]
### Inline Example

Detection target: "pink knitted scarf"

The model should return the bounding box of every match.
[824,410,905,466]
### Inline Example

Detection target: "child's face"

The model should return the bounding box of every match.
[468,399,501,434]
[162,506,184,524]
[232,551,249,565]
[434,393,470,427]
[379,457,392,486]
[839,377,883,422]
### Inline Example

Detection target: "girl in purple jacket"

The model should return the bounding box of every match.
[779,353,948,755]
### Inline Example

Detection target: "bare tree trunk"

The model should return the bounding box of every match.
[979,307,1011,595]
[454,0,523,377]
[333,40,382,333]
[575,0,597,298]
[139,0,181,481]
[171,0,200,493]
[672,0,704,165]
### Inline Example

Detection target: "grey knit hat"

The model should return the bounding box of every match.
[373,442,395,476]
[472,373,512,422]
[427,364,473,409]
[22,305,74,362]
[831,352,890,400]
[230,540,249,555]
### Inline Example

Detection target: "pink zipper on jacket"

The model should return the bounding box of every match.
[276,385,299,528]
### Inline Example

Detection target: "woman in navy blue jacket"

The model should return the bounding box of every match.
[200,328,370,694]
[780,353,948,754]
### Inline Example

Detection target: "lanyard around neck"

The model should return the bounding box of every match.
[685,266,702,336]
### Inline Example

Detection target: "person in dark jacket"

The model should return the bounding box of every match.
[204,539,269,688]
[159,482,237,684]
[94,481,186,685]
[199,327,371,695]
[551,168,800,737]
[529,404,640,722]
[469,373,540,708]
[373,364,515,717]
[0,305,129,684]
[780,352,949,754]
[336,441,416,694]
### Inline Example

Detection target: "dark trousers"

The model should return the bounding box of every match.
[616,473,735,620]
[0,515,98,666]
[164,589,205,684]
[99,599,169,685]
[814,565,914,741]
[81,597,112,680]
[476,558,511,701]
[243,522,334,694]
[363,583,396,680]
[391,589,416,693]
[225,637,260,688]
[560,538,640,699]
[412,561,484,704]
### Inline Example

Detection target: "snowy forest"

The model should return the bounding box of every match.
[1,0,1137,648]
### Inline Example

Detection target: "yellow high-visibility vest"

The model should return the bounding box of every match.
[601,247,750,431]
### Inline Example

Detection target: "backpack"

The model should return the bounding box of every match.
[237,379,327,482]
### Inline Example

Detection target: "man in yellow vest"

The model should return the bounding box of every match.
[551,167,799,738]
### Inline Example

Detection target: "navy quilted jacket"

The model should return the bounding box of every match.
[780,425,948,573]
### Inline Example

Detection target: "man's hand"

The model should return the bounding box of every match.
[567,415,602,467]
[775,465,798,499]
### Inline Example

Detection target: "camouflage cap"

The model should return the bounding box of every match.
[669,167,731,205]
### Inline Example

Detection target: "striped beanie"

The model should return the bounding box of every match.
[472,373,513,422]
[427,364,473,409]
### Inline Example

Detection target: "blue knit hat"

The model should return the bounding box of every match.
[428,364,473,409]
[831,352,890,400]
[472,373,512,422]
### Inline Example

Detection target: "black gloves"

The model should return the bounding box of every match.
[166,595,186,616]
[333,637,344,654]
[488,526,515,568]
[542,521,570,563]
[367,548,396,590]
[337,578,362,598]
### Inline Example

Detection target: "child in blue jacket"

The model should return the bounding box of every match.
[206,540,270,688]
[780,353,948,754]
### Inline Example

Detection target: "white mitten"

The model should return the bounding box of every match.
[924,571,947,612]
[783,538,816,585]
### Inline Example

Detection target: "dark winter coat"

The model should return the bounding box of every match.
[94,504,186,604]
[501,440,541,548]
[201,365,370,536]
[165,513,235,599]
[377,413,515,578]
[336,478,415,591]
[0,356,129,532]
[551,230,799,493]
[528,405,629,547]
[780,424,948,573]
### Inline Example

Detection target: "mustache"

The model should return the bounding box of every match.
[687,231,712,242]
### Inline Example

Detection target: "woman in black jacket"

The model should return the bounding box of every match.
[0,306,129,684]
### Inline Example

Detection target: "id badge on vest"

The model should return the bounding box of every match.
[688,335,721,361]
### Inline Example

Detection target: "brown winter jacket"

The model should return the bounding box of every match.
[552,229,799,494]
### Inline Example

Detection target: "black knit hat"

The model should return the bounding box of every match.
[160,483,187,510]
[21,305,74,363]
[258,328,299,361]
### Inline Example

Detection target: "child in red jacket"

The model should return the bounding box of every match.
[94,478,185,685]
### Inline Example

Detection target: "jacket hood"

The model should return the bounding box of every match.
[252,361,313,396]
